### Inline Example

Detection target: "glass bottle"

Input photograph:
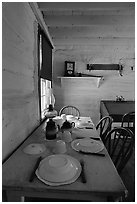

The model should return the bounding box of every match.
[46,119,58,140]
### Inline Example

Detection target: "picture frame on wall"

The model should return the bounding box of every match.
[65,61,75,76]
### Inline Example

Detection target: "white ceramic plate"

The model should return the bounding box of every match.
[23,143,46,155]
[66,115,78,122]
[71,139,104,153]
[75,124,94,129]
[66,115,75,119]
[36,154,81,186]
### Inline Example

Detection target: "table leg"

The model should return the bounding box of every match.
[6,190,23,202]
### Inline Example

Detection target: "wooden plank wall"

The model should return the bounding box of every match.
[52,3,135,124]
[53,71,134,125]
[2,3,39,160]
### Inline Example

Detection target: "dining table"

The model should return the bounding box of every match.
[2,116,127,202]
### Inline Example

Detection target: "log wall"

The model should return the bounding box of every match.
[2,2,39,160]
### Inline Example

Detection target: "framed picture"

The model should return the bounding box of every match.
[65,61,75,76]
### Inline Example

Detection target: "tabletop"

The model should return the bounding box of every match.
[2,117,127,202]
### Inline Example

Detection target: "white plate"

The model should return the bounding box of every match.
[75,124,94,129]
[71,139,104,153]
[66,115,75,119]
[23,143,46,155]
[36,154,81,186]
[66,115,78,122]
[75,120,94,129]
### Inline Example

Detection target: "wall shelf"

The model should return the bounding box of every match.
[57,76,104,88]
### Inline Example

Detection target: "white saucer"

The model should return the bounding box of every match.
[23,143,46,155]
[71,139,104,153]
[36,154,81,186]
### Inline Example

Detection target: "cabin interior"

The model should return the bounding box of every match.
[2,2,135,202]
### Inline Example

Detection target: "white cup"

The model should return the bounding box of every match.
[52,116,64,128]
[61,114,67,120]
[61,131,72,143]
[53,140,67,154]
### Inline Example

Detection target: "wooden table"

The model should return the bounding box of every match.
[100,100,135,122]
[3,117,127,202]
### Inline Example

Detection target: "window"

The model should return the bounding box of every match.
[38,26,53,120]
[40,79,51,119]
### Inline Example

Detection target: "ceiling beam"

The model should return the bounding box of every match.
[53,37,134,46]
[55,44,134,51]
[43,15,134,26]
[48,26,135,38]
[29,2,54,48]
[42,9,134,16]
[38,2,134,11]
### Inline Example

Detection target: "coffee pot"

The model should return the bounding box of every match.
[46,119,58,140]
[61,120,75,133]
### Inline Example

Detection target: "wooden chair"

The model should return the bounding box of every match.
[59,105,80,119]
[121,111,135,135]
[104,127,134,174]
[96,116,113,143]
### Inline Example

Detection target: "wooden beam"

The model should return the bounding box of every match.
[53,37,134,46]
[29,2,54,49]
[43,15,134,26]
[42,9,134,16]
[38,2,134,11]
[55,45,134,52]
[48,26,135,38]
[54,48,135,60]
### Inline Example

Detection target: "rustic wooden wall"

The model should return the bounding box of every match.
[53,71,134,124]
[2,3,40,160]
[49,3,135,124]
[53,59,135,125]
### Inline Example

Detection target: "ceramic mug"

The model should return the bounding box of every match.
[53,140,67,154]
[61,114,67,120]
[52,116,64,128]
[61,131,72,143]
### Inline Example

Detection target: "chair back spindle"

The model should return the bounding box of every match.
[104,127,134,174]
[121,111,135,135]
[59,105,80,119]
[96,116,113,143]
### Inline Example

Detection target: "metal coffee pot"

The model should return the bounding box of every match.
[61,120,75,133]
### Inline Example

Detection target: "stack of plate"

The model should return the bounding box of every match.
[36,154,81,186]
